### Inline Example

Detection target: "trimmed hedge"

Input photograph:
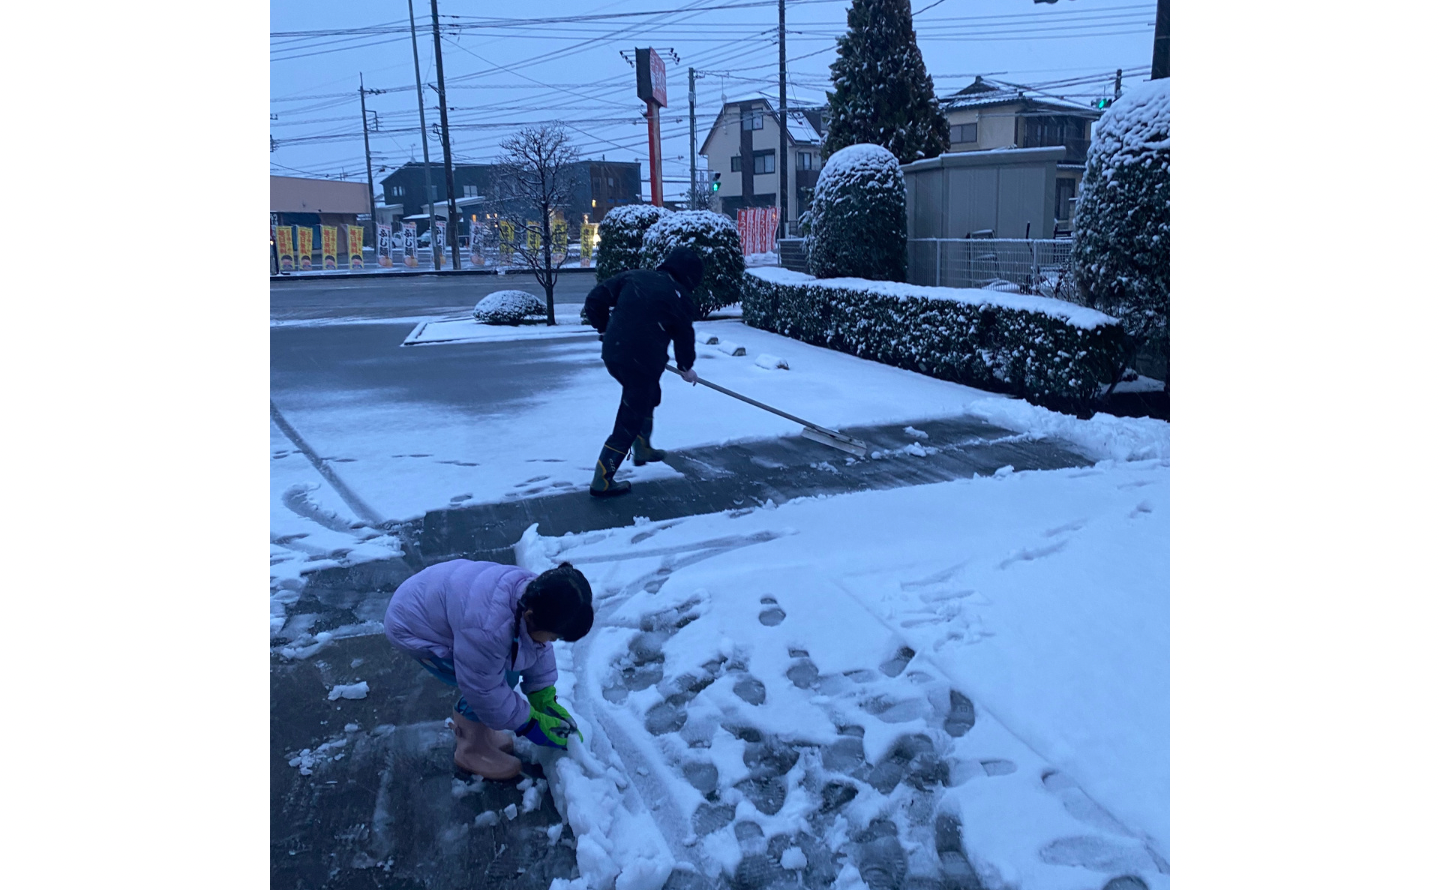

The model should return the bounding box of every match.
[640,210,745,319]
[474,289,546,325]
[805,143,907,282]
[595,204,671,282]
[742,268,1126,409]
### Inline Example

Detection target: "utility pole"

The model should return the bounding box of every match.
[359,74,379,251]
[407,0,439,269]
[430,0,460,270]
[688,67,698,210]
[1151,0,1170,79]
[1114,68,1123,101]
[778,0,788,239]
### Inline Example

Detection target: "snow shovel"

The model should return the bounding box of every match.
[665,363,869,457]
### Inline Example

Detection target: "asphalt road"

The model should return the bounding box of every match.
[270,270,599,323]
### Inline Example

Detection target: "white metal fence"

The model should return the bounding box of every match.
[907,238,1082,305]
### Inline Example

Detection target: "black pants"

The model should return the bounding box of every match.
[604,367,662,454]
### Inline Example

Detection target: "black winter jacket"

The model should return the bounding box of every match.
[584,269,698,380]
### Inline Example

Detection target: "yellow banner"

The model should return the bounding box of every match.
[580,222,598,268]
[275,225,295,271]
[297,227,314,270]
[526,220,542,252]
[551,216,568,266]
[498,220,514,265]
[347,225,365,270]
[321,225,339,270]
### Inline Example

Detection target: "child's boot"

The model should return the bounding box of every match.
[632,416,666,466]
[451,710,522,780]
[589,439,632,497]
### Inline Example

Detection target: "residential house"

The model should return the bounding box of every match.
[942,77,1101,231]
[699,97,825,234]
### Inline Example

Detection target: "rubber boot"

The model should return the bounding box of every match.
[590,441,632,497]
[632,416,667,466]
[451,710,522,781]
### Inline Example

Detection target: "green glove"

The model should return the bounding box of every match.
[526,686,582,742]
[519,707,575,749]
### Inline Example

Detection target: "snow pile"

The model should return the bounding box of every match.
[963,398,1170,462]
[753,354,789,371]
[472,290,546,325]
[514,458,1169,889]
[327,681,369,701]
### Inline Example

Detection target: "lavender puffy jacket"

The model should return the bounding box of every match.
[383,559,558,731]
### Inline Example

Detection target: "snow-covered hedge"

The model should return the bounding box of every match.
[805,143,907,282]
[1072,79,1170,382]
[742,267,1126,408]
[639,210,745,319]
[473,290,546,325]
[595,204,670,282]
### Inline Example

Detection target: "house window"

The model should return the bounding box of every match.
[608,177,615,187]
[951,123,978,144]
[796,151,813,170]
[391,185,405,197]
[741,108,764,131]
[1056,178,1077,221]
[753,150,775,175]
[731,155,742,172]
[1025,115,1081,148]
[463,185,478,197]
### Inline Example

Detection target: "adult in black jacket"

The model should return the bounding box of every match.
[583,245,703,497]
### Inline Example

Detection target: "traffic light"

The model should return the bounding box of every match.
[711,173,721,192]
[1095,98,1111,110]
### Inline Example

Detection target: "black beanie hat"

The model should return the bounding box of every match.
[657,245,704,294]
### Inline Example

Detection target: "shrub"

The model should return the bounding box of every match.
[473,290,546,325]
[1072,79,1170,383]
[595,204,671,282]
[742,268,1126,410]
[805,143,906,282]
[639,210,745,319]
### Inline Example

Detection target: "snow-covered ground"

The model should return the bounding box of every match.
[520,452,1168,890]
[272,309,1169,888]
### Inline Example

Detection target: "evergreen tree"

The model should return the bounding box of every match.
[822,0,950,164]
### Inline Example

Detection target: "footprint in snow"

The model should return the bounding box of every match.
[449,494,473,504]
[758,596,786,626]
[1129,500,1155,518]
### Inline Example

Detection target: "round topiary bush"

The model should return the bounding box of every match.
[1072,78,1170,384]
[595,204,671,282]
[473,290,546,325]
[805,143,907,282]
[639,210,745,319]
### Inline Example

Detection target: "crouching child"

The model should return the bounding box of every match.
[383,559,594,781]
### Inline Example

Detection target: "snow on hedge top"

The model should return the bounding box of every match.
[641,209,738,249]
[1090,78,1169,168]
[748,266,1118,330]
[600,203,670,231]
[815,143,902,193]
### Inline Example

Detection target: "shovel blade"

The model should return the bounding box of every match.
[801,426,869,458]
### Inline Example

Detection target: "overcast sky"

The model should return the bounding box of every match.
[270,0,1158,199]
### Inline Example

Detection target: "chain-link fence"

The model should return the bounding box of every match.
[907,238,1082,305]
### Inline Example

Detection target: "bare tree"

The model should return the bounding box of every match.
[495,124,579,325]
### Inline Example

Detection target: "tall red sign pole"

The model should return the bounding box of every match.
[636,48,668,207]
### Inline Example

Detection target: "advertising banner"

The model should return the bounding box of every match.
[298,226,314,270]
[498,220,515,265]
[469,220,485,267]
[550,216,567,267]
[275,225,295,272]
[526,220,542,253]
[321,225,339,270]
[346,224,365,270]
[738,207,779,256]
[580,223,598,268]
[377,224,393,268]
[434,219,447,266]
[402,222,418,267]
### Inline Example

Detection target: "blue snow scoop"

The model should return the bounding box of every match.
[665,363,868,457]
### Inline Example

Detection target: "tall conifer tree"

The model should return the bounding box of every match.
[822,0,950,164]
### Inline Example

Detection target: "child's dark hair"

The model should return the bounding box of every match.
[521,562,594,642]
